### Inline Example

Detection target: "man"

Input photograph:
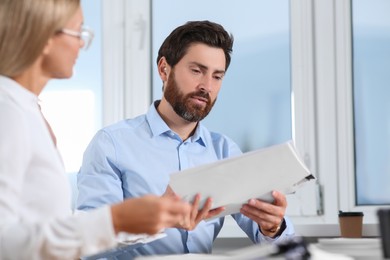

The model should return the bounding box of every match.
[77,20,294,258]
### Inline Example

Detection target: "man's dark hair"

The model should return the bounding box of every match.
[157,20,234,70]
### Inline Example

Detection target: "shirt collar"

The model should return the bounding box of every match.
[146,100,206,146]
[0,75,39,109]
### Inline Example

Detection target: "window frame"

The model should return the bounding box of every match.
[290,0,379,235]
[102,0,151,127]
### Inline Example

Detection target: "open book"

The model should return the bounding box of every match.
[169,141,315,219]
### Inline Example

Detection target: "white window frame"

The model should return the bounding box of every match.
[102,0,151,127]
[288,0,340,236]
[101,0,380,237]
[291,0,379,236]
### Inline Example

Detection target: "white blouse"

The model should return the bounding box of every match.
[0,76,116,259]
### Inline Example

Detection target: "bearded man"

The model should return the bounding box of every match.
[77,20,294,259]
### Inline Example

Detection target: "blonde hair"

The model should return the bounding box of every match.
[0,0,80,77]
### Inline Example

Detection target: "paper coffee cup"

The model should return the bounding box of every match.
[338,211,364,238]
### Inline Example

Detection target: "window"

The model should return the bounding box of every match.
[290,0,386,234]
[352,0,390,205]
[151,0,292,152]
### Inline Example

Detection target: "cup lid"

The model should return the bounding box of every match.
[338,210,364,217]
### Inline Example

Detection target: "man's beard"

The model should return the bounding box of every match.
[164,70,216,122]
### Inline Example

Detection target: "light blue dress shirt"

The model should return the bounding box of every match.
[77,101,295,259]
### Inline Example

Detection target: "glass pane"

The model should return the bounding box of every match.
[151,0,291,152]
[40,1,102,173]
[352,0,390,205]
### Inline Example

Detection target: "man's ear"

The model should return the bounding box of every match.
[157,57,170,81]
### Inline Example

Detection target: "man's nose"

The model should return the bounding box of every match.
[199,75,213,93]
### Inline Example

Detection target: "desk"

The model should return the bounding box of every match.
[82,237,384,260]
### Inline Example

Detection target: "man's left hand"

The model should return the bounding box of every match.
[240,190,286,238]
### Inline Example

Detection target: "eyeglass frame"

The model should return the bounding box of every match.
[57,26,94,50]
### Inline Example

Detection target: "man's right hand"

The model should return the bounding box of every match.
[164,186,225,231]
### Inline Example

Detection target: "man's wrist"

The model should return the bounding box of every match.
[261,218,286,238]
[272,218,286,238]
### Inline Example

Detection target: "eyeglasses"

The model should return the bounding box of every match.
[58,26,94,50]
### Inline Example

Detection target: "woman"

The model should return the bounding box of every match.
[0,0,190,259]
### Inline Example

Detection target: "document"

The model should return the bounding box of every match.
[169,140,315,219]
[312,238,382,259]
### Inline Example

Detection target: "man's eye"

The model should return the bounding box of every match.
[192,69,201,74]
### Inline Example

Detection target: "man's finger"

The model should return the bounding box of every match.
[272,190,287,207]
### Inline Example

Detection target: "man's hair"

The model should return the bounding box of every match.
[157,20,234,70]
[0,0,80,77]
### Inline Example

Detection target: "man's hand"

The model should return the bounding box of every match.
[164,186,225,230]
[240,190,286,238]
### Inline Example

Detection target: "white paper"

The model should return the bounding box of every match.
[169,140,315,219]
[313,238,382,260]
